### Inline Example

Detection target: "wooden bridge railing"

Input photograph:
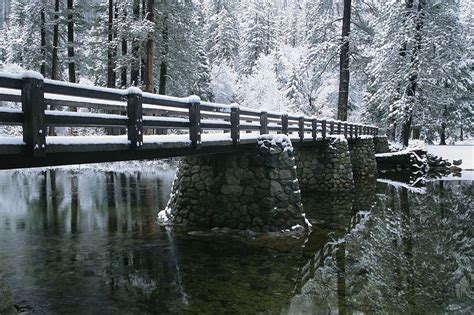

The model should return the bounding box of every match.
[0,71,378,158]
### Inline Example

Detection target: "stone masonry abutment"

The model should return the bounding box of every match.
[161,135,379,232]
[348,137,378,180]
[295,136,354,192]
[161,135,308,232]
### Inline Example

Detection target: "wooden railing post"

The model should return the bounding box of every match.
[127,87,143,149]
[298,116,305,142]
[349,124,353,138]
[338,121,342,135]
[374,127,378,136]
[260,110,268,135]
[330,121,334,135]
[311,118,317,140]
[321,120,327,139]
[22,72,47,158]
[355,124,359,138]
[344,123,348,138]
[281,113,288,135]
[188,95,201,149]
[231,104,240,144]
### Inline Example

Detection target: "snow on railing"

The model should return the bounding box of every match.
[0,70,379,157]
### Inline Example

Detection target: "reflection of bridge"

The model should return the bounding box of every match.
[0,71,377,169]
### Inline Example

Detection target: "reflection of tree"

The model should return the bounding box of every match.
[344,181,472,313]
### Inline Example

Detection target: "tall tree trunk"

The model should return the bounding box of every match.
[120,8,128,88]
[121,38,128,87]
[390,0,414,142]
[439,105,447,145]
[67,0,76,84]
[67,0,77,136]
[145,0,155,93]
[40,7,46,76]
[412,126,420,139]
[49,0,60,136]
[51,0,59,80]
[159,2,168,95]
[107,0,116,88]
[400,0,425,147]
[439,123,446,145]
[130,0,140,86]
[336,0,351,121]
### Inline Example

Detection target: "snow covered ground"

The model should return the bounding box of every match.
[427,145,474,170]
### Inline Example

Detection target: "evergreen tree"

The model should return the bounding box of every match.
[239,0,276,73]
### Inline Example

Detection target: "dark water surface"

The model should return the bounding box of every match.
[0,168,472,314]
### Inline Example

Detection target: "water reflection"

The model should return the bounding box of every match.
[0,169,471,314]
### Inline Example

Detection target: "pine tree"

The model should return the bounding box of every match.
[239,0,276,73]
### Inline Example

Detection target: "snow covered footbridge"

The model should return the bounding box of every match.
[0,71,382,232]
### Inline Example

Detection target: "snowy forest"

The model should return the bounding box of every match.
[0,0,472,145]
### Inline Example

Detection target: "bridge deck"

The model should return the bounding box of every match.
[0,71,378,169]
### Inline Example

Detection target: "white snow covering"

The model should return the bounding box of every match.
[47,135,130,145]
[375,149,420,158]
[45,92,127,107]
[358,135,374,139]
[21,70,44,80]
[0,107,22,114]
[427,145,473,170]
[45,110,127,120]
[126,87,142,95]
[0,87,21,96]
[187,95,201,103]
[144,134,191,144]
[377,178,427,194]
[0,136,24,145]
[144,116,189,123]
[257,134,293,151]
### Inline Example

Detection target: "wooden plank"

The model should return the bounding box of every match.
[344,123,348,138]
[338,122,342,135]
[281,114,288,135]
[267,125,282,131]
[143,118,190,129]
[240,124,260,131]
[127,91,143,149]
[260,111,268,135]
[298,116,305,141]
[330,121,334,135]
[0,93,21,103]
[22,76,47,157]
[44,80,124,101]
[312,119,317,139]
[201,122,231,129]
[46,98,126,112]
[0,76,22,89]
[0,111,23,125]
[239,109,260,117]
[321,120,327,139]
[267,112,281,119]
[142,95,190,109]
[231,105,240,144]
[189,96,201,149]
[45,112,127,127]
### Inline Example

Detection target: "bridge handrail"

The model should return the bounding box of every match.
[0,71,379,157]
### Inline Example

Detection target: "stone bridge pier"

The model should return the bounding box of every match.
[161,134,379,232]
[161,135,308,233]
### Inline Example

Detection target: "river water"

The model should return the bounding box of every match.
[0,167,472,314]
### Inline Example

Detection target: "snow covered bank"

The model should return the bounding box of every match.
[427,145,473,170]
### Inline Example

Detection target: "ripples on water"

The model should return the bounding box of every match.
[0,168,472,314]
